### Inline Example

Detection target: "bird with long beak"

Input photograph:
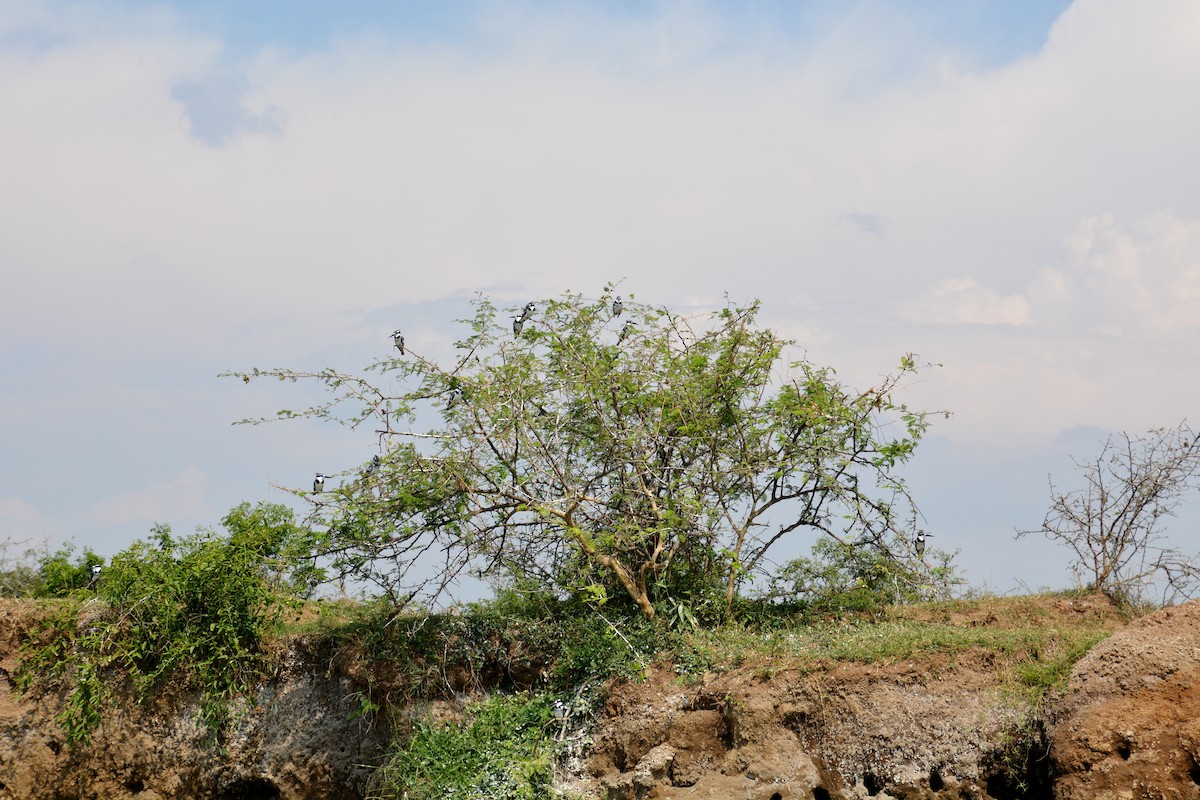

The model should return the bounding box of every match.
[392,330,405,355]
[612,296,623,317]
[915,530,933,558]
[313,473,327,493]
[520,302,535,322]
[512,316,524,337]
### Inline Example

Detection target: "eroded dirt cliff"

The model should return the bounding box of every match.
[3,595,1199,800]
[0,600,395,800]
[572,595,1199,799]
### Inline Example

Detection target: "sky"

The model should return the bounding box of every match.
[2,0,1199,599]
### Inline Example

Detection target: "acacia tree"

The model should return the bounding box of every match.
[1017,423,1200,603]
[227,290,940,619]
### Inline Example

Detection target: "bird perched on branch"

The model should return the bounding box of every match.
[612,296,623,317]
[365,454,381,476]
[915,530,933,558]
[392,330,405,355]
[512,316,524,337]
[519,302,535,322]
[313,473,327,493]
[88,564,102,589]
[447,387,464,409]
[619,320,635,343]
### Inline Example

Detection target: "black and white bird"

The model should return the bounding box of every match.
[512,316,524,337]
[552,699,568,720]
[365,454,381,476]
[612,296,623,317]
[618,320,635,343]
[520,302,536,322]
[915,530,933,558]
[313,473,327,493]
[447,387,464,409]
[392,330,405,355]
[88,564,102,589]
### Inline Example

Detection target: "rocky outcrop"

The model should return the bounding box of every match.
[581,653,1038,799]
[1050,601,1200,799]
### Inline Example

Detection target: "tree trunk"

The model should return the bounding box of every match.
[597,554,655,620]
[564,521,657,620]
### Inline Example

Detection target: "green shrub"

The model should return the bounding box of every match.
[549,607,663,687]
[373,693,556,800]
[774,537,961,619]
[0,537,43,597]
[339,590,662,707]
[34,545,105,598]
[17,502,314,745]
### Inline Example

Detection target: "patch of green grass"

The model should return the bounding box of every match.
[677,597,1115,691]
[1012,628,1109,694]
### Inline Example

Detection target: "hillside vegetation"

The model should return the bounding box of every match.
[2,582,1133,799]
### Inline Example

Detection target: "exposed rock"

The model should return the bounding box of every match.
[583,652,1032,799]
[600,743,677,799]
[0,673,387,800]
[1050,600,1200,799]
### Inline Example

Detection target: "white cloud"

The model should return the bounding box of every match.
[86,466,212,526]
[896,205,1200,332]
[889,209,1200,451]
[3,0,1200,587]
[0,0,1196,353]
[0,496,64,545]
[903,277,1032,325]
[1027,211,1200,337]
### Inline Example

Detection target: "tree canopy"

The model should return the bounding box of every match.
[228,289,941,619]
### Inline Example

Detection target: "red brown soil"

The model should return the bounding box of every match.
[1051,600,1200,799]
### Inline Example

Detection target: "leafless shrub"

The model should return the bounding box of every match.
[1017,422,1200,605]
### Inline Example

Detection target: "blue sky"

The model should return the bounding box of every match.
[88,1,1070,57]
[2,0,1199,599]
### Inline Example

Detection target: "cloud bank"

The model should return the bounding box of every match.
[2,0,1199,589]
